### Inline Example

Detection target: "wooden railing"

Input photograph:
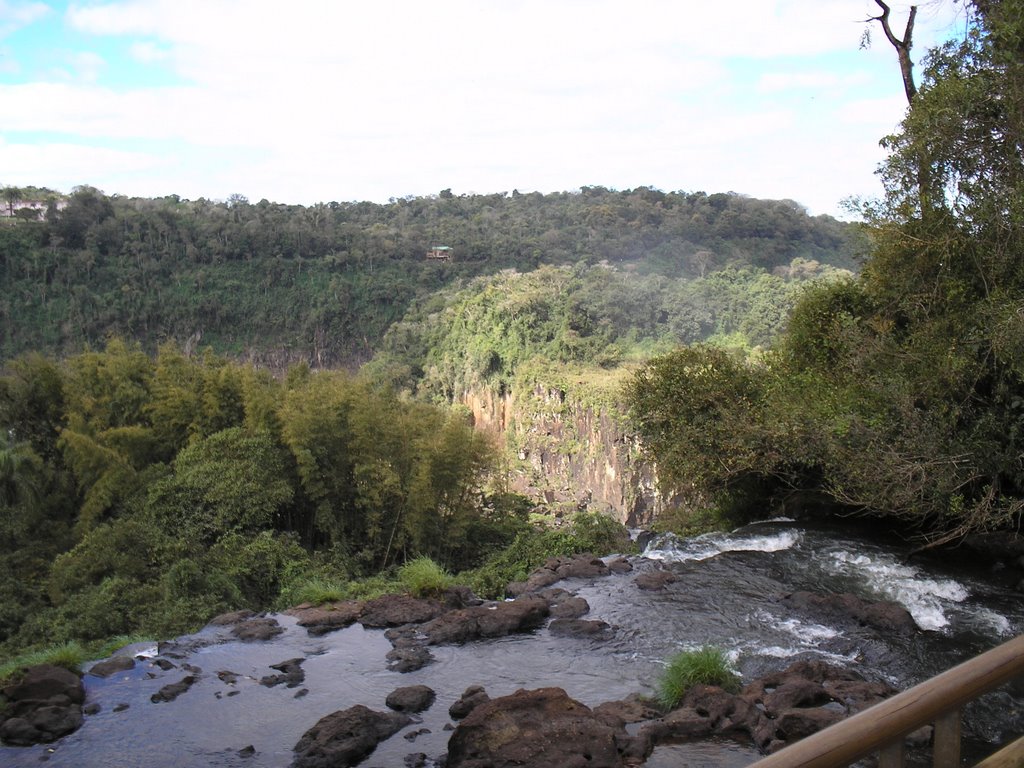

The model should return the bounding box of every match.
[747,633,1024,768]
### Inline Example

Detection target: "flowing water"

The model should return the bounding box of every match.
[3,519,1022,767]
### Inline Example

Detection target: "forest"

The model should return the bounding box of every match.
[0,183,860,366]
[1,0,1021,672]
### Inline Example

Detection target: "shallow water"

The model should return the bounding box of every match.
[3,520,1021,767]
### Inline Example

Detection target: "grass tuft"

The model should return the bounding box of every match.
[282,576,350,606]
[0,642,87,686]
[398,557,453,597]
[656,646,740,709]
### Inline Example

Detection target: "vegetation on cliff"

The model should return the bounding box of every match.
[627,1,1024,545]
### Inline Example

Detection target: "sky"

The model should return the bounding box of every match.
[0,1,967,218]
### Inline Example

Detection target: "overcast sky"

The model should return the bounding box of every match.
[0,1,965,218]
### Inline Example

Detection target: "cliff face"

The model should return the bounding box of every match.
[460,383,664,527]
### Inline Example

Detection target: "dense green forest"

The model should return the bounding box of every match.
[0,342,634,657]
[628,0,1024,546]
[2,0,1020,669]
[0,184,861,366]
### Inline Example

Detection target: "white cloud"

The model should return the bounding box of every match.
[67,50,106,83]
[129,41,170,63]
[0,136,167,190]
[0,0,966,215]
[0,1,50,38]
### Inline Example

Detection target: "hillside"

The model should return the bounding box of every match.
[0,185,863,367]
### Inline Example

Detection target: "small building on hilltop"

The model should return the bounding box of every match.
[426,245,453,262]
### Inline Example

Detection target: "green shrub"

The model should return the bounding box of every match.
[398,557,453,597]
[656,646,739,709]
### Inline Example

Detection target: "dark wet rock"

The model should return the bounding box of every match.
[294,689,308,699]
[632,660,897,754]
[762,679,834,711]
[112,703,129,713]
[238,744,256,758]
[508,554,613,596]
[386,685,436,713]
[592,695,662,728]
[286,601,363,636]
[232,617,285,642]
[150,675,197,703]
[151,658,176,671]
[3,665,84,706]
[403,727,431,741]
[634,570,677,591]
[548,618,612,637]
[209,609,257,626]
[449,685,490,720]
[83,702,101,716]
[405,753,430,767]
[359,594,449,628]
[87,656,136,678]
[0,664,86,746]
[261,658,305,688]
[291,704,411,768]
[386,647,434,673]
[607,556,633,573]
[443,586,482,608]
[446,687,636,768]
[774,706,844,740]
[419,595,549,645]
[548,595,590,619]
[781,590,918,634]
[217,670,240,685]
[639,706,714,743]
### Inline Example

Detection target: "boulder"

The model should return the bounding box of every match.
[781,591,918,634]
[232,617,285,642]
[150,675,197,703]
[260,658,305,688]
[359,594,448,628]
[385,685,436,713]
[291,704,411,768]
[445,687,634,768]
[385,647,434,673]
[0,664,86,746]
[548,618,612,638]
[419,595,549,645]
[449,685,491,720]
[634,570,677,591]
[87,655,136,678]
[286,601,363,636]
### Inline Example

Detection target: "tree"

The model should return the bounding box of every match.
[0,433,43,545]
[2,186,22,218]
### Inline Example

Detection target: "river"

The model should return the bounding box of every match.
[3,519,1021,767]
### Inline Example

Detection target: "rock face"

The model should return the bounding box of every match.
[291,704,411,768]
[459,383,664,526]
[446,687,636,768]
[0,664,85,746]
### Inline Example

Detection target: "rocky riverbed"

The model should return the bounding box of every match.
[2,521,1022,767]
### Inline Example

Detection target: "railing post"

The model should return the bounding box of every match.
[933,708,961,768]
[879,741,905,768]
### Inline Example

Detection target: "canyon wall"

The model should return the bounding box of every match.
[460,383,665,527]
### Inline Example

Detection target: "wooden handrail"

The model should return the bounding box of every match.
[747,633,1024,768]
